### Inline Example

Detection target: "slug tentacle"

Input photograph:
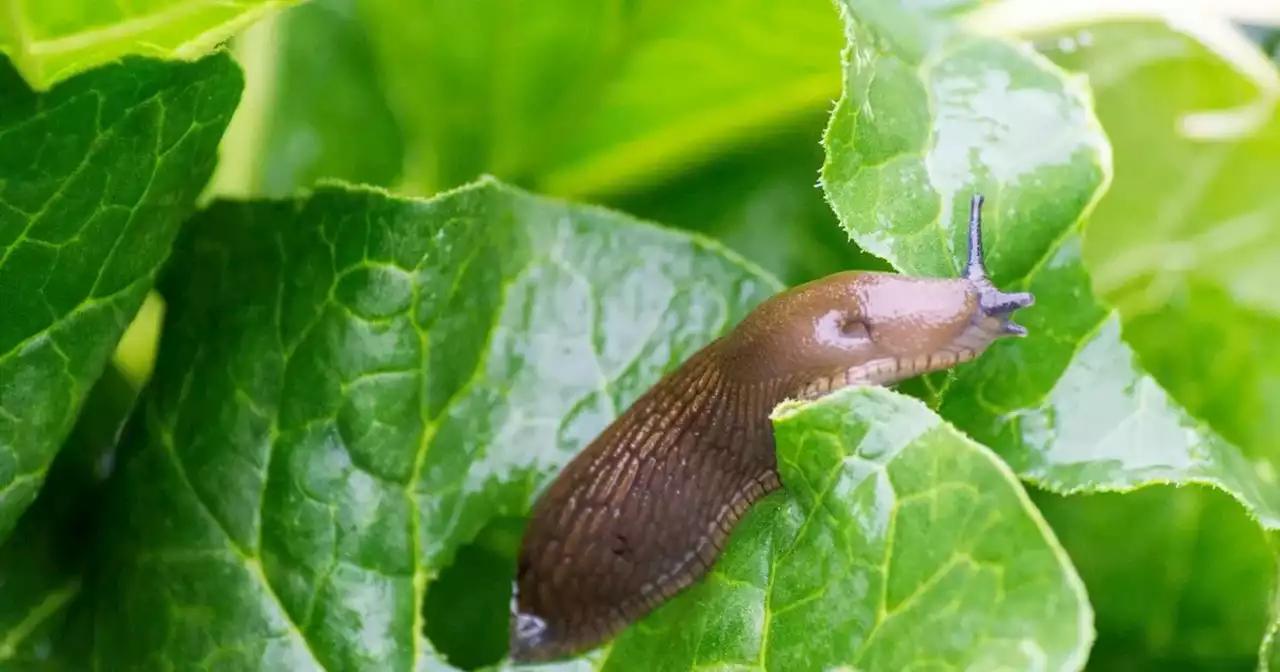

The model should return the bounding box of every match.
[510,193,1034,664]
[964,194,1034,334]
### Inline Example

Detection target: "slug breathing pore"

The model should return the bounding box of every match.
[509,194,1034,663]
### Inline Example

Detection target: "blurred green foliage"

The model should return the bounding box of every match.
[1,1,1279,670]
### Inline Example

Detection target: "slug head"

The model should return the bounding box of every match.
[720,194,1033,396]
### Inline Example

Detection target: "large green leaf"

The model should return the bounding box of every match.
[222,0,853,203]
[0,0,297,90]
[84,178,780,669]
[573,386,1089,670]
[0,52,243,544]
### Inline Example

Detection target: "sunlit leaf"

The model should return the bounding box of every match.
[0,0,297,90]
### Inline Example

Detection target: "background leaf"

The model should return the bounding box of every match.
[607,114,892,287]
[1032,19,1280,471]
[573,385,1090,671]
[83,177,779,669]
[0,52,242,544]
[224,0,846,201]
[1033,486,1274,669]
[0,364,140,670]
[358,0,844,198]
[0,0,298,90]
[212,0,406,199]
[1263,532,1280,671]
[1029,17,1280,668]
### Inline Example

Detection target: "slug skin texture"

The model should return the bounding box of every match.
[509,195,1033,663]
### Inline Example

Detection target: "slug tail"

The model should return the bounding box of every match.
[508,582,569,663]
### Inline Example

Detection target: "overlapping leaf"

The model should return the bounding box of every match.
[1264,531,1280,669]
[0,364,140,670]
[1042,20,1280,468]
[821,0,1280,667]
[0,0,299,90]
[1033,485,1274,666]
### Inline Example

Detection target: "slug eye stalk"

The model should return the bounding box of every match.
[964,194,1034,336]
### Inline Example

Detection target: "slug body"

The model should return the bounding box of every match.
[510,195,1033,663]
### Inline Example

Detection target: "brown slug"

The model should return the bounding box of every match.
[508,195,1033,663]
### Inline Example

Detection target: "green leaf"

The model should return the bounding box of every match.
[607,114,892,288]
[1263,533,1280,671]
[821,0,1280,517]
[331,0,844,198]
[1034,486,1275,668]
[1121,281,1280,466]
[0,52,243,544]
[0,363,141,670]
[821,7,1106,283]
[0,0,297,90]
[581,386,1090,670]
[84,177,780,669]
[1034,19,1280,475]
[213,0,405,199]
[0,487,86,671]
